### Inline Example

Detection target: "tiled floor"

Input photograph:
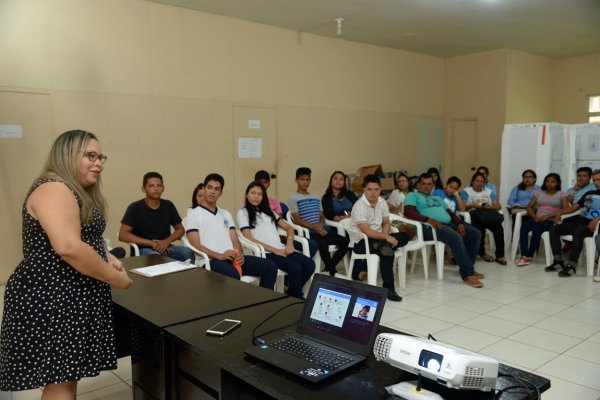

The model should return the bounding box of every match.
[2,253,600,399]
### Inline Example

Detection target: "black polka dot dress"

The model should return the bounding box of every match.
[0,179,117,390]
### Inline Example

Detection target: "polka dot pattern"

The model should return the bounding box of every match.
[0,179,117,390]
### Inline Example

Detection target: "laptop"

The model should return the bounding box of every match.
[244,274,388,383]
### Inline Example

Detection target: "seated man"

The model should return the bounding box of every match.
[545,169,600,277]
[566,167,595,206]
[404,173,484,288]
[289,167,349,276]
[119,172,192,262]
[349,175,409,302]
[184,173,278,289]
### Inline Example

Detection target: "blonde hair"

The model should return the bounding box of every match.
[39,130,107,223]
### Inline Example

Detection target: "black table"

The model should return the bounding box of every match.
[112,255,288,400]
[166,299,551,400]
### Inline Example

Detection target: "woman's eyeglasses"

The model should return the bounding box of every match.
[83,151,108,164]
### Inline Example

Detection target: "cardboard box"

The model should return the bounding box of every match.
[351,164,395,192]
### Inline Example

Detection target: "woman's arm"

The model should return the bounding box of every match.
[28,182,131,289]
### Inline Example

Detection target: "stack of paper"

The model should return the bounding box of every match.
[130,261,197,277]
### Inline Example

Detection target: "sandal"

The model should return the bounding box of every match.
[480,254,494,262]
[496,257,507,266]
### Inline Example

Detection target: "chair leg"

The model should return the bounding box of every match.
[585,238,595,277]
[435,244,445,280]
[541,232,552,266]
[313,252,322,273]
[511,231,520,261]
[420,247,429,280]
[409,251,417,274]
[397,251,407,290]
[275,274,285,293]
[347,254,356,280]
[367,255,379,286]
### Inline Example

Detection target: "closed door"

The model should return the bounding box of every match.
[451,118,478,185]
[233,106,277,207]
[418,116,444,174]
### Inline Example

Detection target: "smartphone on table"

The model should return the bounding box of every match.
[206,319,242,336]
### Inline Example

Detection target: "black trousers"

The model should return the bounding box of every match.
[309,231,349,273]
[352,232,409,290]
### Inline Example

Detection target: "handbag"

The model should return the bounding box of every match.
[470,209,504,225]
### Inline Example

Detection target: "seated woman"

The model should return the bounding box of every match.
[475,165,497,197]
[191,182,204,209]
[461,172,506,265]
[427,167,443,190]
[238,181,316,299]
[387,172,412,214]
[433,176,466,213]
[321,170,357,221]
[516,173,566,266]
[507,169,540,214]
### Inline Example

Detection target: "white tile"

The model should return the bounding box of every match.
[537,373,600,400]
[78,382,132,400]
[460,314,528,337]
[433,325,502,352]
[573,296,600,311]
[407,288,464,304]
[531,289,588,306]
[554,307,600,326]
[388,314,453,337]
[534,316,600,339]
[588,330,600,343]
[510,271,565,289]
[490,281,544,296]
[508,327,582,353]
[563,340,600,364]
[386,296,440,313]
[421,305,480,324]
[381,306,413,324]
[113,356,132,381]
[445,296,503,314]
[552,278,600,297]
[509,297,569,315]
[536,355,600,390]
[480,339,558,370]
[488,305,550,325]
[12,389,43,400]
[77,370,122,395]
[469,289,526,305]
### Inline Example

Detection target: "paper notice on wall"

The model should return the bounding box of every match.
[238,137,262,158]
[0,125,23,139]
[248,119,261,129]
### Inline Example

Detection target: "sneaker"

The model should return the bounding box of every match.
[515,257,532,267]
[544,260,564,272]
[463,275,483,288]
[593,276,600,283]
[357,271,368,282]
[558,263,576,277]
[474,271,485,279]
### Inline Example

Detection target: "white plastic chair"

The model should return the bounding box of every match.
[180,235,260,284]
[237,230,316,293]
[118,231,140,256]
[340,218,380,286]
[286,211,349,275]
[388,214,425,289]
[510,210,528,261]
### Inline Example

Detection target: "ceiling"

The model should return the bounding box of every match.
[148,0,600,59]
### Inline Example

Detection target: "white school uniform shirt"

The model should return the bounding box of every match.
[183,205,235,254]
[349,194,389,246]
[236,208,285,251]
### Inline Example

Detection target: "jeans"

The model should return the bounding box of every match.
[351,232,409,290]
[139,245,193,262]
[293,238,319,258]
[266,252,316,298]
[548,217,593,263]
[519,219,553,258]
[209,255,278,289]
[309,231,349,274]
[424,223,479,279]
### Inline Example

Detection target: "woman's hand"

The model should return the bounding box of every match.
[108,258,124,272]
[112,269,133,289]
[284,242,295,256]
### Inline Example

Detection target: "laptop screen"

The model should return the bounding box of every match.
[297,274,387,356]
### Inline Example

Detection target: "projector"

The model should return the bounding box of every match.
[373,333,499,391]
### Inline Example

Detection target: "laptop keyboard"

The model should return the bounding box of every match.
[271,336,353,371]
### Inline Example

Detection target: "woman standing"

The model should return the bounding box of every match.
[516,173,566,266]
[321,171,357,221]
[0,130,132,398]
[238,182,316,299]
[462,172,507,265]
[387,172,412,214]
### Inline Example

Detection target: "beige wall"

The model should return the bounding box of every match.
[444,49,509,186]
[506,50,554,123]
[552,53,600,123]
[0,0,445,282]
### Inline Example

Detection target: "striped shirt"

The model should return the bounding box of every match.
[288,192,322,225]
